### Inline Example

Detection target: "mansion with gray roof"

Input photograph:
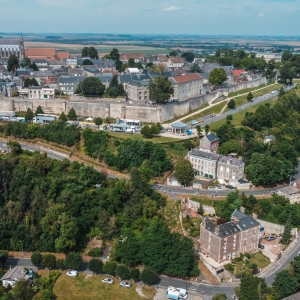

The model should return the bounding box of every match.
[188,133,245,187]
[200,209,260,263]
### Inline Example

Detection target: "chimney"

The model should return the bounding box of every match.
[240,207,245,213]
[252,213,257,220]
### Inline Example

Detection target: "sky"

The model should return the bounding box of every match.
[0,0,300,36]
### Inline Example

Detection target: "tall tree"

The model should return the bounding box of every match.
[42,253,56,269]
[169,50,178,57]
[273,269,299,300]
[281,216,292,245]
[35,105,44,116]
[128,58,135,68]
[88,258,103,274]
[190,63,202,73]
[140,268,157,285]
[67,108,77,120]
[64,252,82,269]
[25,108,34,121]
[11,280,34,300]
[94,117,103,127]
[31,251,43,268]
[239,274,268,300]
[247,92,254,102]
[181,51,195,63]
[82,59,93,65]
[174,159,194,185]
[204,124,209,135]
[148,76,174,104]
[115,265,130,279]
[58,112,68,122]
[208,68,227,86]
[130,268,140,282]
[88,47,98,59]
[81,47,89,57]
[75,77,106,96]
[103,261,117,275]
[7,54,19,72]
[228,99,236,109]
[109,48,120,61]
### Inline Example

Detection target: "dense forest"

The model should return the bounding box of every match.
[215,88,300,185]
[0,147,196,276]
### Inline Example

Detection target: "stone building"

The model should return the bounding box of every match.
[199,209,260,263]
[0,35,25,60]
[199,133,220,153]
[189,149,219,180]
[217,156,245,186]
[29,86,55,99]
[126,80,149,101]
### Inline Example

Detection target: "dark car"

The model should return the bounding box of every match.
[225,185,234,189]
[258,244,265,249]
[266,236,276,241]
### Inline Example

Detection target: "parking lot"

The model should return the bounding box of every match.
[261,237,283,262]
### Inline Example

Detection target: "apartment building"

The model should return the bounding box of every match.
[199,209,260,263]
[29,86,55,99]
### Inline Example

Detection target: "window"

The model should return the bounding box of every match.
[244,232,248,237]
[253,229,257,234]
[244,240,246,245]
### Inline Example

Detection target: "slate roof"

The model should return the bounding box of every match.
[203,218,240,238]
[33,59,48,64]
[58,76,85,84]
[189,149,219,161]
[0,39,20,45]
[129,80,149,87]
[282,291,300,300]
[16,69,30,76]
[231,209,260,230]
[218,156,244,167]
[206,133,219,142]
[1,267,27,281]
[238,179,249,184]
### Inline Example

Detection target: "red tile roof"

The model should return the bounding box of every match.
[170,56,184,63]
[172,73,203,83]
[231,69,247,77]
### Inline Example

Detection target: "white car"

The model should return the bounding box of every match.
[120,281,131,288]
[125,128,135,134]
[66,270,78,277]
[102,278,114,284]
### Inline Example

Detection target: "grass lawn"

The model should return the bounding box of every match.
[182,102,227,124]
[210,98,276,132]
[164,103,209,124]
[53,273,144,300]
[228,82,275,98]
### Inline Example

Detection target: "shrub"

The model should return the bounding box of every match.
[88,248,102,257]
[244,252,251,259]
[224,263,234,274]
[130,268,140,282]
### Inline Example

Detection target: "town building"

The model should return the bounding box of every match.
[1,267,30,287]
[255,52,282,63]
[25,48,69,61]
[230,69,249,83]
[0,35,25,60]
[166,57,185,68]
[57,76,85,95]
[29,86,55,99]
[199,133,220,153]
[171,122,189,136]
[277,179,300,204]
[217,156,245,186]
[189,149,219,180]
[119,53,144,63]
[126,80,149,101]
[170,73,203,100]
[199,209,260,263]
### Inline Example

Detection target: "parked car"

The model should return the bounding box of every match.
[266,236,276,241]
[120,281,131,288]
[189,120,199,126]
[66,270,78,277]
[125,128,135,134]
[258,244,265,249]
[225,185,234,189]
[102,278,114,284]
[216,185,222,189]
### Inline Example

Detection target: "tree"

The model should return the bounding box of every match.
[88,258,103,274]
[273,269,299,299]
[204,124,209,135]
[198,203,204,215]
[190,63,202,73]
[208,68,227,86]
[228,99,236,109]
[150,124,160,135]
[140,268,157,285]
[28,62,39,71]
[281,216,292,245]
[247,92,254,102]
[115,60,123,72]
[82,59,93,65]
[195,125,202,136]
[7,54,19,72]
[42,254,56,269]
[94,117,103,127]
[35,105,44,116]
[88,47,98,59]
[7,140,22,155]
[24,78,39,87]
[140,125,152,138]
[75,77,106,96]
[148,76,174,104]
[103,261,117,275]
[65,252,82,269]
[25,108,34,121]
[174,159,194,185]
[31,251,42,268]
[109,48,120,61]
[280,62,296,83]
[56,259,65,270]
[81,47,89,57]
[169,50,177,57]
[130,268,140,282]
[181,51,195,63]
[282,50,293,62]
[11,279,34,300]
[226,115,233,124]
[21,57,31,68]
[67,108,77,120]
[58,112,68,122]
[128,58,135,68]
[115,265,130,279]
[239,274,268,300]
[212,294,227,300]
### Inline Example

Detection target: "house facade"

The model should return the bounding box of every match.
[199,209,260,263]
[189,149,219,180]
[217,156,245,186]
[170,73,203,100]
[166,57,185,68]
[126,80,149,101]
[199,133,220,153]
[57,76,85,95]
[29,86,55,99]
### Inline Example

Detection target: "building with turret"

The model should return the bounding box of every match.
[0,35,25,60]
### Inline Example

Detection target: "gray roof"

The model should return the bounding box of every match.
[58,76,85,84]
[238,179,249,184]
[16,68,30,76]
[203,218,240,238]
[171,122,188,129]
[231,209,260,230]
[218,156,244,167]
[0,38,20,46]
[96,75,112,83]
[282,292,300,300]
[1,266,27,281]
[32,71,53,77]
[129,80,149,87]
[33,59,48,64]
[189,149,219,161]
[84,67,100,73]
[206,133,219,143]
